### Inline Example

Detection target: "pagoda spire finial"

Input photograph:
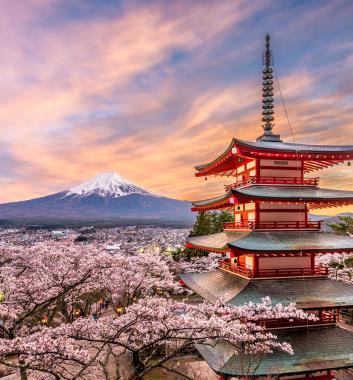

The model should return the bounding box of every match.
[257,34,282,142]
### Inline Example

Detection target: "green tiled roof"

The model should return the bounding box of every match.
[191,186,353,207]
[228,276,353,309]
[235,185,353,201]
[187,231,353,253]
[192,191,233,207]
[179,271,249,302]
[229,231,353,252]
[196,326,353,376]
[180,270,353,309]
[236,138,353,154]
[187,232,249,251]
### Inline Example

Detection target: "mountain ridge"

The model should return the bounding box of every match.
[0,173,194,225]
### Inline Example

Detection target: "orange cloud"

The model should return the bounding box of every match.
[1,0,353,221]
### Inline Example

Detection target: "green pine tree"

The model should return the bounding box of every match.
[189,211,211,236]
[329,216,353,236]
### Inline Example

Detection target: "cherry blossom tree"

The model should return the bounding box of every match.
[0,241,314,380]
[0,296,313,380]
[173,252,220,273]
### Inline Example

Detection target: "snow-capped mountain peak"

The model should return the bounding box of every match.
[67,172,150,198]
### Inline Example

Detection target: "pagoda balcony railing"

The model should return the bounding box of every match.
[223,220,322,230]
[263,312,336,329]
[220,261,329,278]
[225,176,319,191]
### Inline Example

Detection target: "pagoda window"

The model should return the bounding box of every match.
[244,202,255,210]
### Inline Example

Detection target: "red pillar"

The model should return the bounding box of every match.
[311,253,315,272]
[253,254,259,277]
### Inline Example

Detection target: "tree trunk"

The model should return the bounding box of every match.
[131,351,145,380]
[19,359,28,380]
[117,351,138,380]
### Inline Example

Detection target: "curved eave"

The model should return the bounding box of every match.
[194,139,249,177]
[186,232,250,253]
[191,191,234,211]
[185,242,228,253]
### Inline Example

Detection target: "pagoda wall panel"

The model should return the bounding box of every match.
[260,159,302,168]
[259,159,302,178]
[259,256,311,270]
[258,202,305,222]
[259,211,305,222]
[259,203,305,210]
[260,168,302,177]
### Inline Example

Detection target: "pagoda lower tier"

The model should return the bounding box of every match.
[196,325,353,379]
[186,230,353,254]
[186,231,353,279]
[180,270,353,379]
[191,186,353,212]
[180,270,353,308]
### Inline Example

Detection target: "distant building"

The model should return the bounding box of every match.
[51,230,69,239]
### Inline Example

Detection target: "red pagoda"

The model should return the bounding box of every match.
[181,35,353,379]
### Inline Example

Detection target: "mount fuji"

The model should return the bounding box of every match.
[0,172,194,225]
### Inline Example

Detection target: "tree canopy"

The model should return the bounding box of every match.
[329,216,353,236]
[189,211,233,237]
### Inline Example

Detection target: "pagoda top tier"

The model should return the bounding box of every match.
[195,137,353,177]
[195,35,353,177]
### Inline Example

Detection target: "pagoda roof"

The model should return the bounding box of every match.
[196,325,353,376]
[236,185,353,203]
[180,270,353,308]
[238,138,353,155]
[191,186,353,211]
[180,270,249,302]
[191,190,234,210]
[229,231,353,253]
[186,231,353,254]
[195,138,353,176]
[186,231,248,252]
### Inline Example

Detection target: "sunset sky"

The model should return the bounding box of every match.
[1,0,353,215]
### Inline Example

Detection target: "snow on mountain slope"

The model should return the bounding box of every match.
[67,172,151,198]
[0,172,193,224]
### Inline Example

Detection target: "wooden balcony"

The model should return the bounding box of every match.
[220,261,328,278]
[223,220,322,231]
[225,176,319,191]
[263,312,336,329]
